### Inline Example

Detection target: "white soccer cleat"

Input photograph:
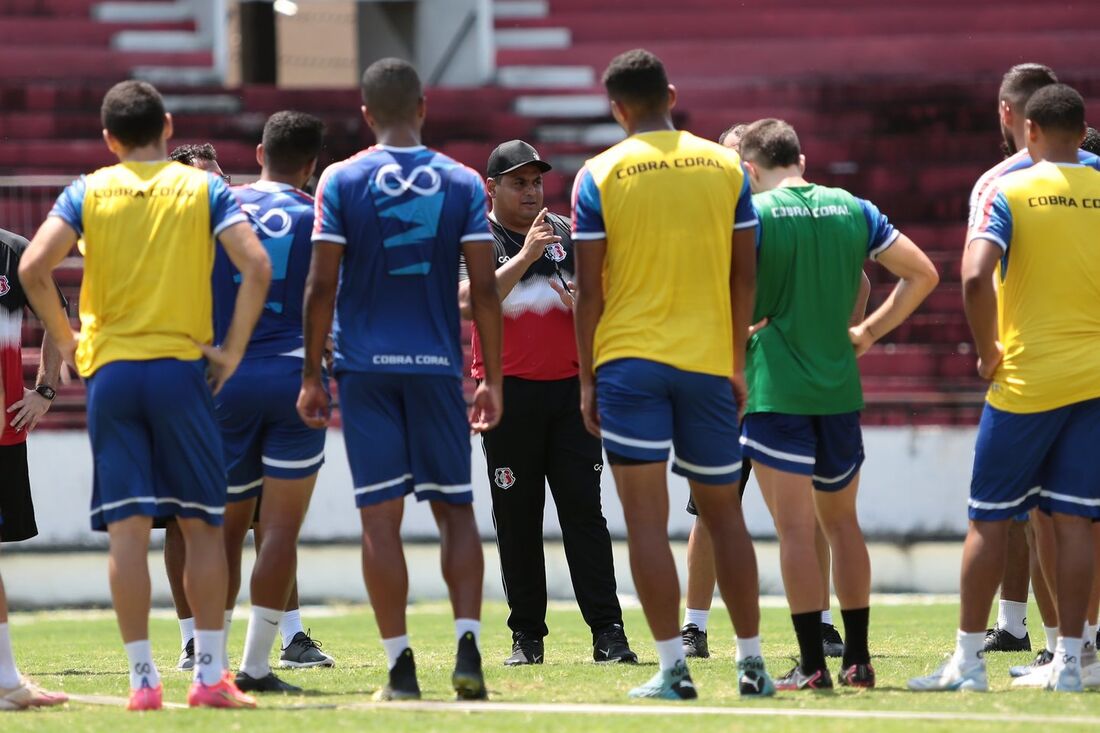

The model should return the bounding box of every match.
[1011,662,1053,688]
[908,657,988,692]
[1048,658,1084,692]
[1081,662,1100,689]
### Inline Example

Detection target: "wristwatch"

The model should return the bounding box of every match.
[35,384,56,401]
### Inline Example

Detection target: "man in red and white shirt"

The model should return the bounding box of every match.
[460,141,635,666]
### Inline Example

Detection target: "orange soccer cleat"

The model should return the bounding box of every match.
[187,672,257,709]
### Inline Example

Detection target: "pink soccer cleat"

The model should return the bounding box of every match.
[0,676,70,710]
[126,680,163,711]
[187,672,257,709]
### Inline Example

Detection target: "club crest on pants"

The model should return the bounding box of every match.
[494,467,516,489]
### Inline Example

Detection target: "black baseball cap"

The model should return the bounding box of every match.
[487,139,553,178]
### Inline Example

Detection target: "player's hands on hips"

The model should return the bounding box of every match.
[523,208,561,263]
[748,317,769,339]
[579,379,600,438]
[977,341,1004,381]
[297,377,331,428]
[549,278,576,309]
[730,370,749,422]
[57,329,79,371]
[196,342,242,394]
[8,388,52,432]
[848,323,876,358]
[469,380,502,433]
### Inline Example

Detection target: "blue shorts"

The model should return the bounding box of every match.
[338,372,472,507]
[215,356,326,502]
[596,358,742,485]
[970,398,1100,521]
[87,359,226,531]
[740,412,864,491]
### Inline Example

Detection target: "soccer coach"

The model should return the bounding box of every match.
[459,140,636,666]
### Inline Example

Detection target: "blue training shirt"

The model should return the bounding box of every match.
[213,181,316,359]
[312,144,493,377]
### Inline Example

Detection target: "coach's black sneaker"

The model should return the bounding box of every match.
[838,662,876,688]
[1009,648,1054,678]
[593,625,638,664]
[822,624,845,658]
[453,632,488,700]
[280,629,335,668]
[681,624,710,659]
[374,648,420,701]
[234,670,302,694]
[983,626,1031,653]
[775,663,834,691]
[177,638,194,671]
[504,632,544,666]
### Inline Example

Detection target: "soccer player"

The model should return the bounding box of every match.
[212,111,329,693]
[738,119,938,689]
[572,49,774,700]
[299,58,503,701]
[18,80,271,710]
[679,124,852,662]
[909,83,1100,693]
[458,140,636,666]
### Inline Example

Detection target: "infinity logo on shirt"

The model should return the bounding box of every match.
[241,204,293,238]
[374,164,442,197]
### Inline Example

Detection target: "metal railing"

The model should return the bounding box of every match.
[0,176,74,241]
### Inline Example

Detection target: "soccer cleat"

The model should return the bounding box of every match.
[1081,662,1100,689]
[983,626,1031,653]
[279,630,335,668]
[838,662,876,688]
[1080,641,1097,669]
[1009,649,1053,678]
[187,672,258,709]
[774,663,833,691]
[0,677,70,711]
[1048,657,1083,692]
[627,660,697,700]
[126,679,162,712]
[504,632,543,666]
[822,624,845,658]
[681,624,710,659]
[908,657,988,692]
[593,625,638,664]
[177,638,195,671]
[374,648,420,701]
[1011,661,1054,688]
[234,670,302,694]
[737,656,775,697]
[453,632,488,700]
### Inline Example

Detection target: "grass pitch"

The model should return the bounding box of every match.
[3,599,1096,731]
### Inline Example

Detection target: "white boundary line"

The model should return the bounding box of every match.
[68,693,188,709]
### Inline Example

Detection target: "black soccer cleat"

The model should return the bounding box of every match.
[838,662,876,688]
[453,632,488,700]
[984,626,1031,653]
[374,647,421,701]
[774,663,834,691]
[681,624,710,659]
[504,632,544,666]
[822,623,845,658]
[234,670,303,694]
[593,625,638,664]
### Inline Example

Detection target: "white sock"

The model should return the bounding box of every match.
[178,617,195,650]
[455,618,480,647]
[1084,623,1099,650]
[222,610,234,670]
[240,606,282,679]
[1045,625,1060,654]
[0,623,21,688]
[821,609,834,626]
[123,639,160,690]
[1057,636,1083,668]
[382,635,410,670]
[684,608,709,632]
[280,608,304,648]
[655,637,684,672]
[735,635,762,662]
[194,629,224,686]
[996,600,1028,637]
[953,630,985,667]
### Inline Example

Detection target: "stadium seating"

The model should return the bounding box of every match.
[3,0,1100,428]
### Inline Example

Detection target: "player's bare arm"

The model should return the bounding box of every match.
[851,271,872,327]
[8,329,64,433]
[849,234,939,357]
[18,217,78,368]
[730,226,757,418]
[298,243,343,428]
[464,239,503,432]
[572,238,606,438]
[200,221,272,393]
[961,238,1004,380]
